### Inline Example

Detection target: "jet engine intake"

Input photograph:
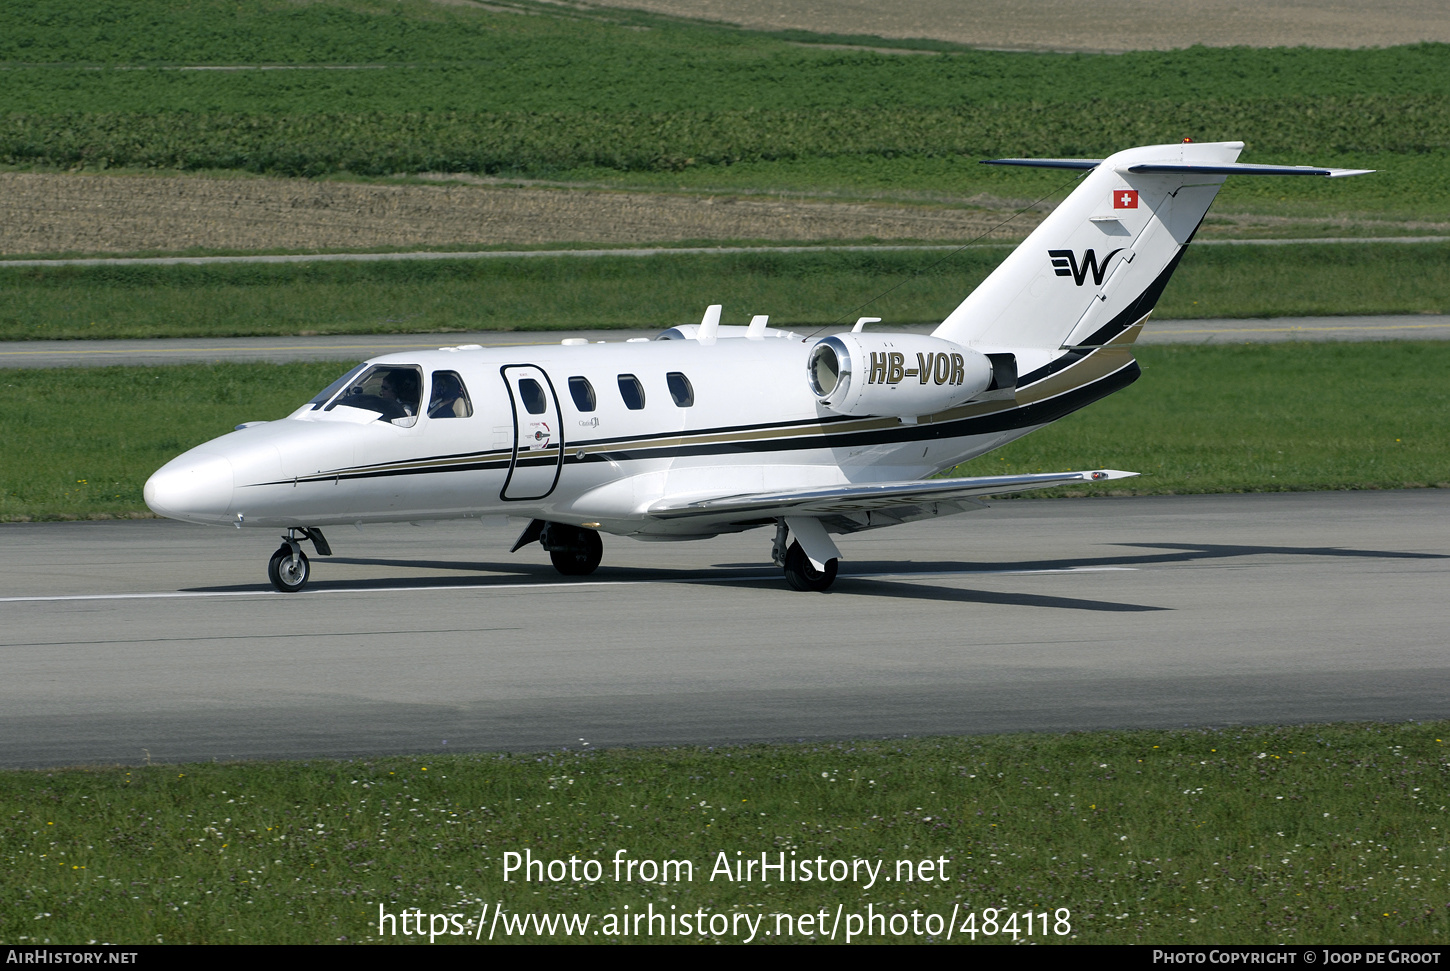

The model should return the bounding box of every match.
[808,334,995,418]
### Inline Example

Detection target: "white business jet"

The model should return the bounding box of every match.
[145,141,1369,592]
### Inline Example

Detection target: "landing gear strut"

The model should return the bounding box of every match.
[266,527,330,592]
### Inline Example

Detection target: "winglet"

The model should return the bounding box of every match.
[697,305,722,345]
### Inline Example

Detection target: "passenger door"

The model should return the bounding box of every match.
[500,365,564,501]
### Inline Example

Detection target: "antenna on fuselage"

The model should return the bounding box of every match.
[852,317,881,333]
[697,304,722,345]
[746,314,769,339]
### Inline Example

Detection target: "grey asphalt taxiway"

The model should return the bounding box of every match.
[2,490,1446,768]
[2,315,1448,368]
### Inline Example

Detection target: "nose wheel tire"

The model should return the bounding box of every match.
[783,541,837,592]
[268,545,310,592]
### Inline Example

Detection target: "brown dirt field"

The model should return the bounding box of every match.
[0,172,1045,255]
[577,0,1450,51]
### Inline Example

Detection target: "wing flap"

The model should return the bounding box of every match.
[647,469,1138,520]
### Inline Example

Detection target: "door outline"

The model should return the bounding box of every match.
[500,365,565,501]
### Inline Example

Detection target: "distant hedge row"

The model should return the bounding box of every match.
[5,95,1445,177]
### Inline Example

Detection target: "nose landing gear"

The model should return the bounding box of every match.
[266,527,331,592]
[268,543,309,592]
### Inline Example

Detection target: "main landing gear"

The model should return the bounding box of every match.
[513,520,605,577]
[512,518,840,590]
[783,541,838,592]
[772,520,839,592]
[267,527,331,592]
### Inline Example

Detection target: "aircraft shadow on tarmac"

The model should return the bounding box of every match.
[850,541,1450,575]
[178,539,1443,609]
[183,563,1168,612]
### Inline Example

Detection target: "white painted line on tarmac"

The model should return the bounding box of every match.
[0,565,1135,603]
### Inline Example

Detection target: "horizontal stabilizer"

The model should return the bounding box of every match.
[649,469,1138,519]
[983,158,1102,171]
[1126,162,1374,178]
[984,159,1374,178]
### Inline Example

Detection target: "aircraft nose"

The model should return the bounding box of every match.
[145,451,235,524]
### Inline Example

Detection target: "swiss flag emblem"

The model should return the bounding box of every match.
[1114,189,1139,209]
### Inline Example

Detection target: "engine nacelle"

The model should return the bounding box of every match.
[807,333,997,418]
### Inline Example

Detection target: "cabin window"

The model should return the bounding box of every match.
[617,374,646,410]
[428,370,473,419]
[517,378,548,415]
[666,372,694,407]
[324,364,422,424]
[569,376,596,412]
[308,363,367,410]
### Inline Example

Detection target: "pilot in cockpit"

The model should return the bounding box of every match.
[379,369,420,417]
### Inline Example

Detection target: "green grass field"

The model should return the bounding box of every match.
[3,723,1445,944]
[1,1,1446,221]
[2,242,1447,342]
[2,342,1447,522]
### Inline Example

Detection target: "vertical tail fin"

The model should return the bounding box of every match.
[933,141,1371,351]
[933,141,1246,351]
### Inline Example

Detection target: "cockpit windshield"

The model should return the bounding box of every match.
[307,364,368,410]
[320,364,424,424]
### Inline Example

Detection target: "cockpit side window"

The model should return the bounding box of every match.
[308,363,368,410]
[324,364,423,423]
[428,370,473,418]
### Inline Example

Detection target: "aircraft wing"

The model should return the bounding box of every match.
[647,469,1138,524]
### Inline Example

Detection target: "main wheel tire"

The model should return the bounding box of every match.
[548,527,604,576]
[267,545,310,592]
[783,540,838,592]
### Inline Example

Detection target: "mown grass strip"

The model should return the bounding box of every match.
[2,243,1447,342]
[2,342,1448,522]
[3,723,1446,944]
